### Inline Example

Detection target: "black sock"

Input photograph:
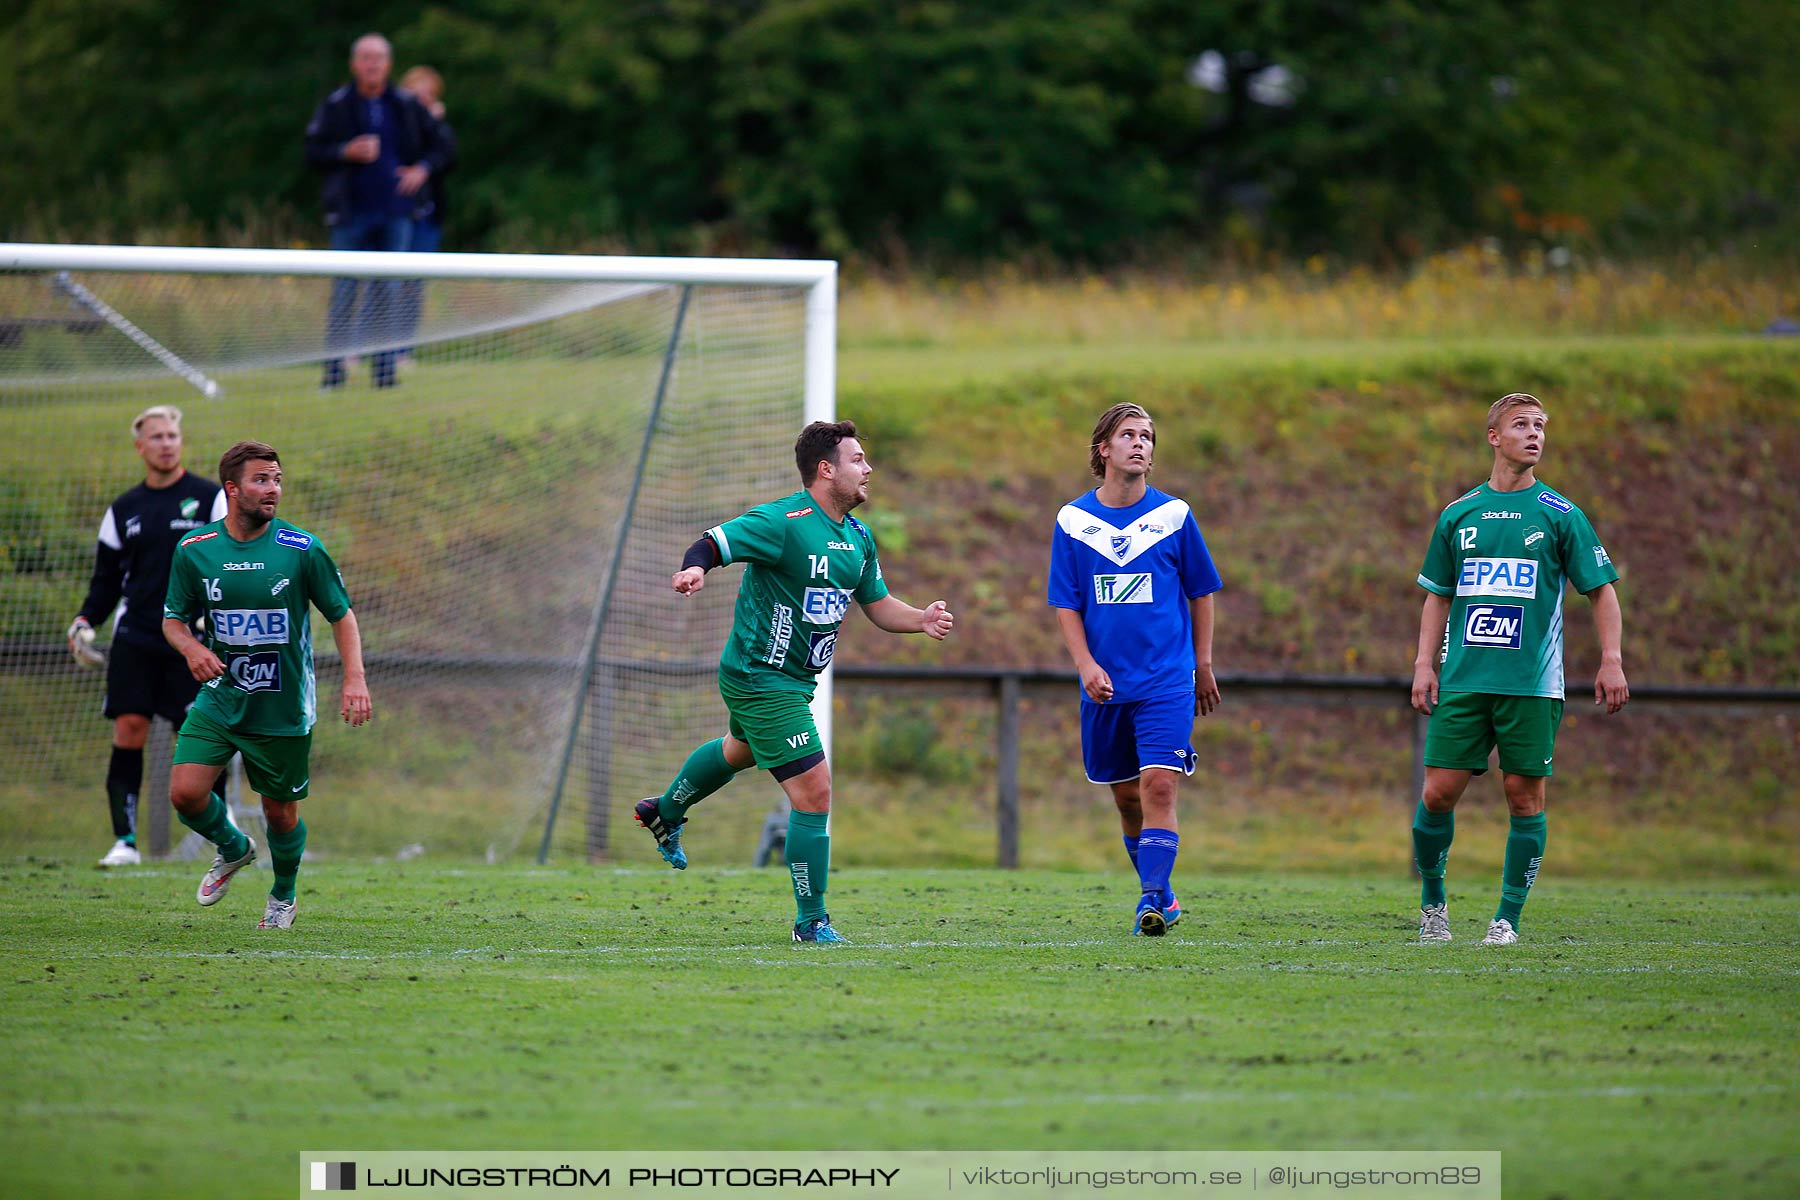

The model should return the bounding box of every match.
[106,746,145,843]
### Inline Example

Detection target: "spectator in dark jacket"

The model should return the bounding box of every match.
[304,33,453,389]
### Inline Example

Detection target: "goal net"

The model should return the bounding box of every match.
[0,243,834,865]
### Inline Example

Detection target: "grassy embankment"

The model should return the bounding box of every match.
[4,259,1797,872]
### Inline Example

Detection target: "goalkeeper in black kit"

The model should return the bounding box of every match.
[68,406,227,866]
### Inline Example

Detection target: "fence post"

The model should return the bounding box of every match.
[996,673,1021,868]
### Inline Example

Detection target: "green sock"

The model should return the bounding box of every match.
[177,792,247,859]
[1496,812,1547,929]
[1412,801,1454,908]
[267,818,307,903]
[658,739,740,823]
[786,809,830,924]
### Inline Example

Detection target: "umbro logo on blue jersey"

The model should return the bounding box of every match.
[1082,525,1102,536]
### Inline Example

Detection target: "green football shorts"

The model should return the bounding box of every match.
[173,707,314,799]
[719,672,821,771]
[1424,691,1564,777]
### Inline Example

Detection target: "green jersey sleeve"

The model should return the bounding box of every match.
[711,500,790,567]
[848,516,888,605]
[163,538,203,623]
[1417,507,1460,596]
[1558,506,1619,595]
[304,538,353,622]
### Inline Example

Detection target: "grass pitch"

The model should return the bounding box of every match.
[3,861,1794,1199]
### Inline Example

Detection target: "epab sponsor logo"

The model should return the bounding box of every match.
[209,608,289,646]
[1463,603,1524,649]
[1456,557,1537,598]
[801,587,852,624]
[275,528,313,550]
[227,651,282,694]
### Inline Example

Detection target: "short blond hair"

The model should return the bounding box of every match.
[1089,402,1154,478]
[1487,392,1546,431]
[131,405,182,438]
[400,65,443,102]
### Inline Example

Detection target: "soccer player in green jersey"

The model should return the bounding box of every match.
[162,441,373,930]
[1410,394,1629,945]
[636,420,954,944]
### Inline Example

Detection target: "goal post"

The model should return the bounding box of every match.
[0,241,835,864]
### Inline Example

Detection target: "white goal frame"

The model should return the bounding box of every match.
[0,240,842,760]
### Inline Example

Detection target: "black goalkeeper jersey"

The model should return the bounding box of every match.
[78,471,226,654]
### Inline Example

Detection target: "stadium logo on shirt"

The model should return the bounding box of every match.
[1463,604,1524,649]
[228,652,283,694]
[1538,492,1573,514]
[801,587,853,624]
[275,529,313,550]
[209,608,290,646]
[1093,574,1154,604]
[1456,557,1537,599]
[1110,535,1132,560]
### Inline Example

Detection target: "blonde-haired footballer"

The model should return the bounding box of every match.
[1410,393,1629,945]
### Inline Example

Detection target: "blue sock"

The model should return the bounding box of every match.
[1137,828,1178,909]
[1123,834,1139,871]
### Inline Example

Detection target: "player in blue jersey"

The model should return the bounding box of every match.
[1049,403,1223,936]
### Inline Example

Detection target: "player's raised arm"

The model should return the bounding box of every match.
[672,532,722,595]
[860,594,954,639]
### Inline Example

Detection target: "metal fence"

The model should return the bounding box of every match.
[835,664,1800,867]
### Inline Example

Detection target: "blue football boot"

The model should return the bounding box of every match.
[1164,893,1183,928]
[792,915,849,945]
[633,798,687,870]
[1134,893,1168,937]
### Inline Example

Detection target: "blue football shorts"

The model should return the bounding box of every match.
[1079,690,1197,785]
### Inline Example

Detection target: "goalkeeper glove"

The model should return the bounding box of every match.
[66,616,106,669]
